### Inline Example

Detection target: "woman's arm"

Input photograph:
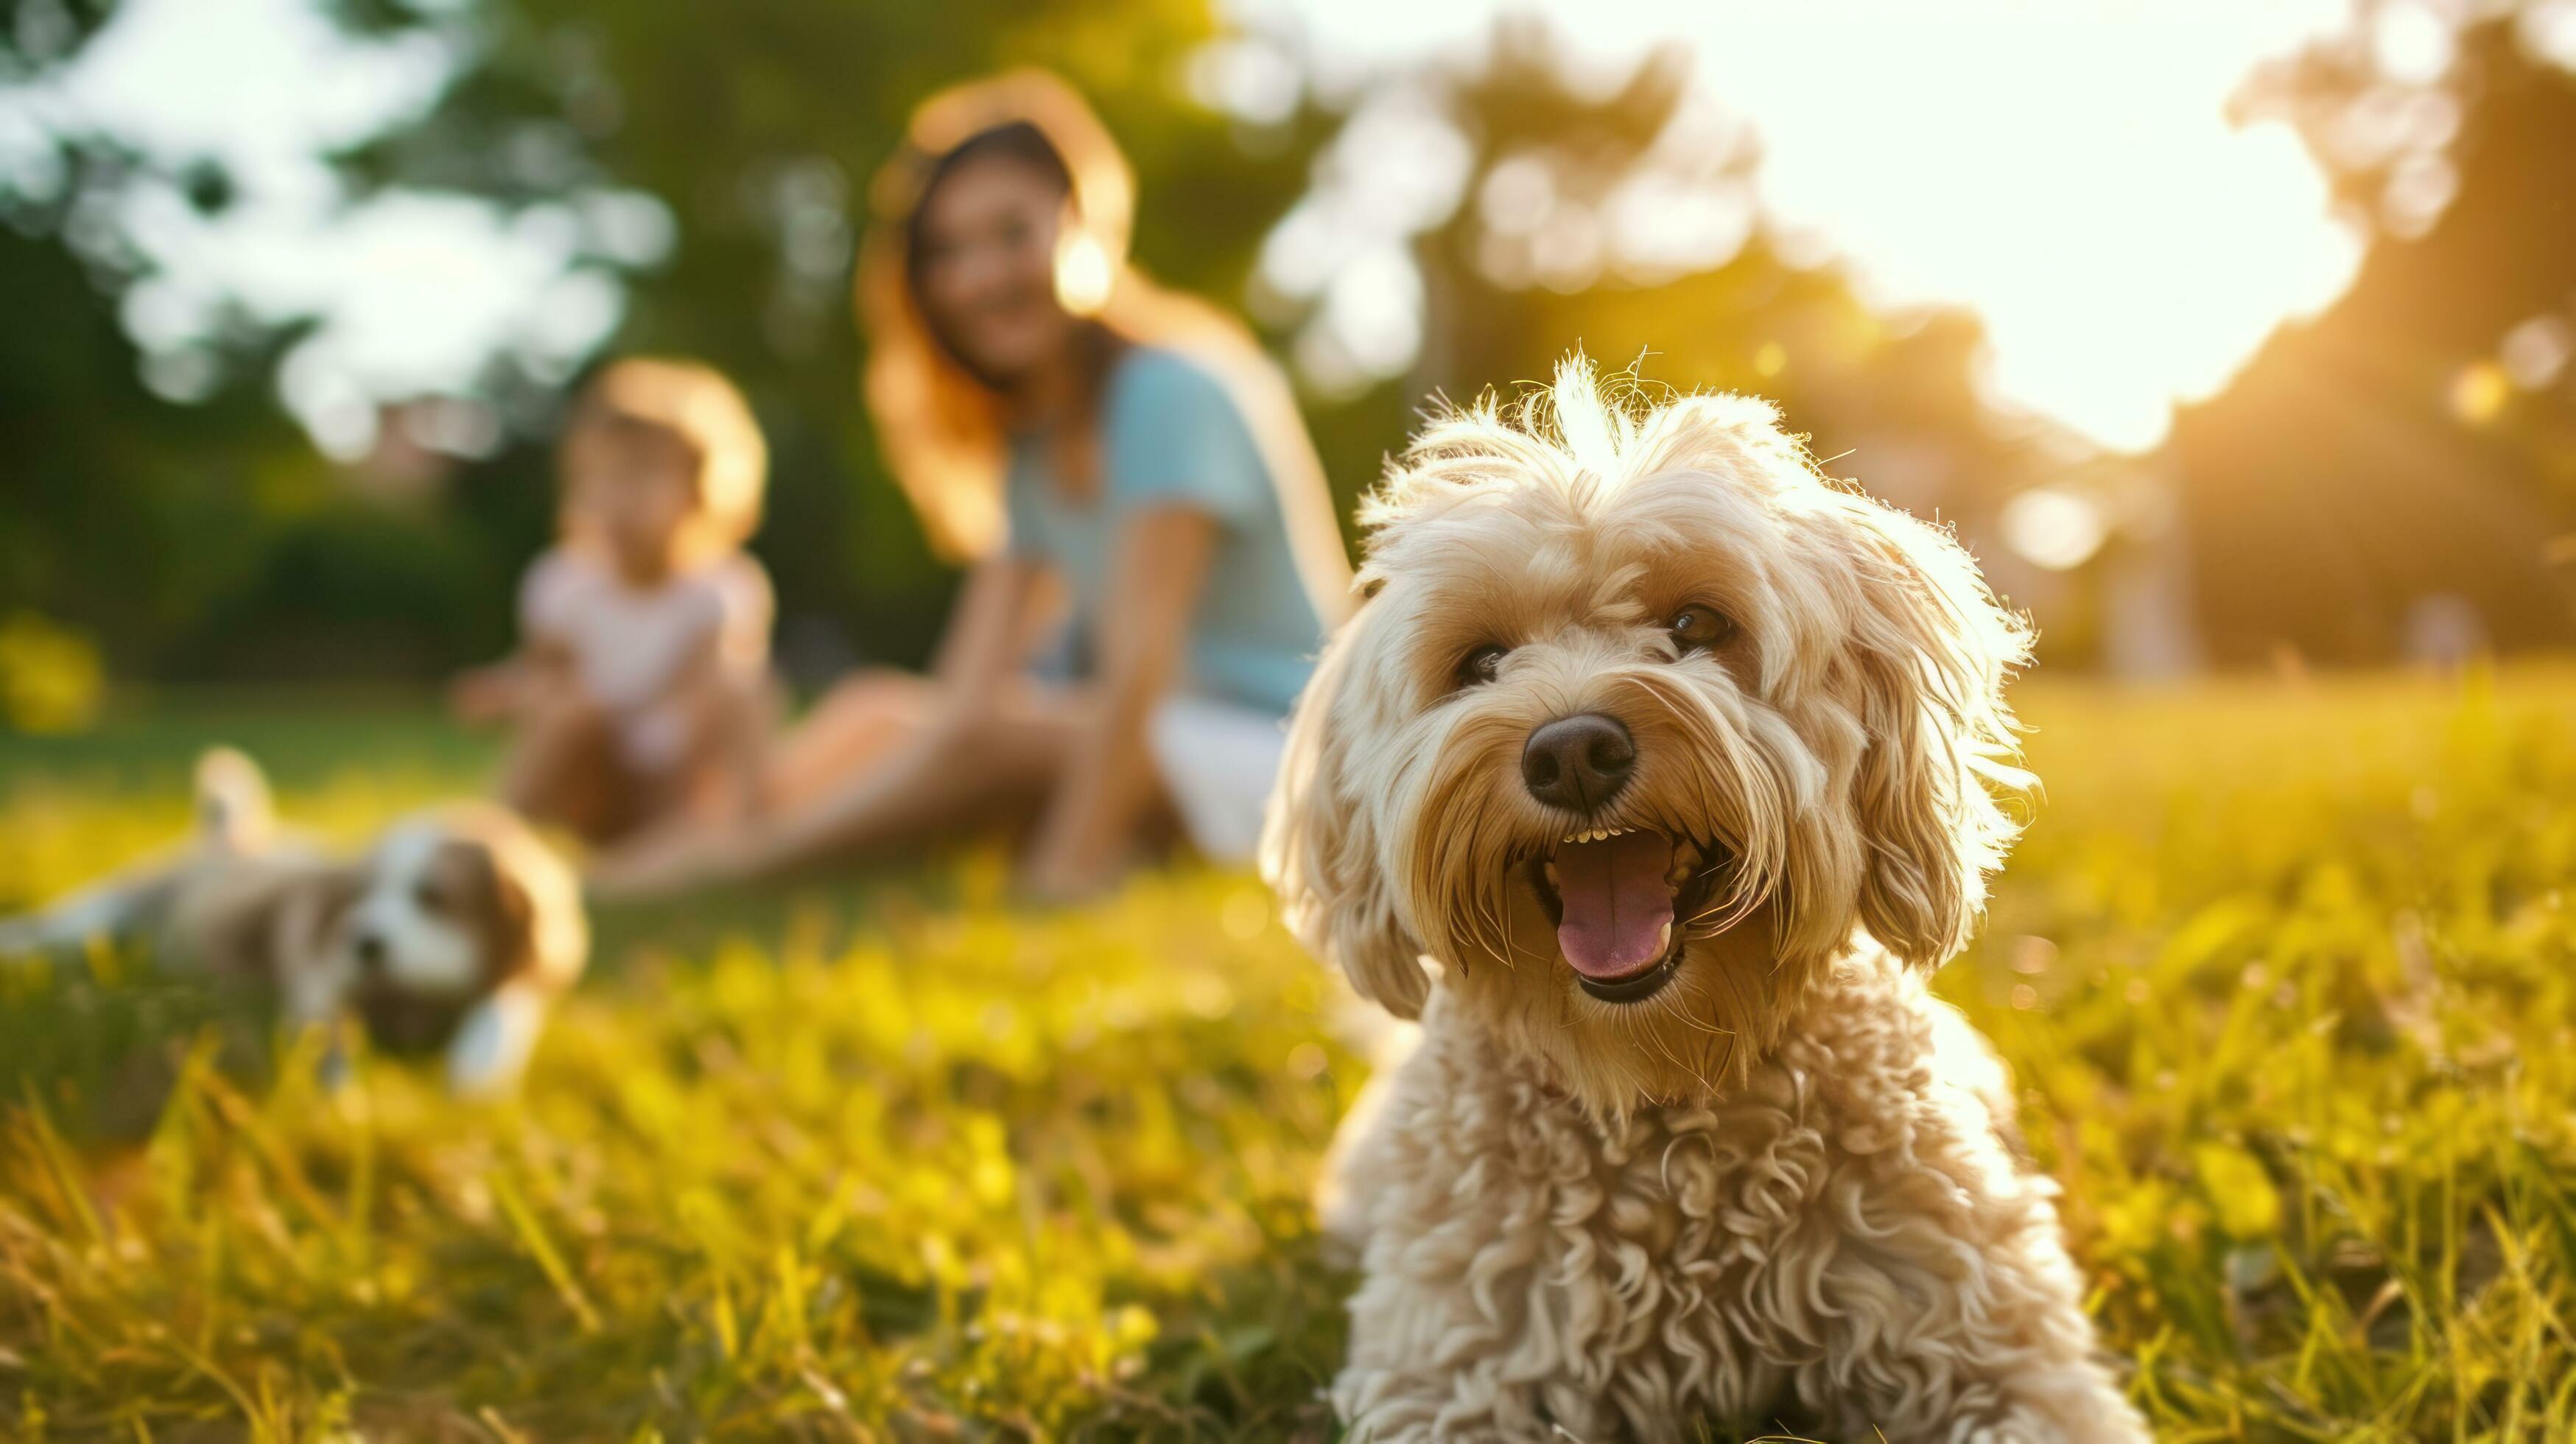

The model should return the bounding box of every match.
[1022,504,1219,900]
[930,552,1060,722]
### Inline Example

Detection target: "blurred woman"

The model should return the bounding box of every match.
[594,71,1349,900]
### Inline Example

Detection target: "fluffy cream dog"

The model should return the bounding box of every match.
[1264,362,2147,1443]
[0,751,588,1097]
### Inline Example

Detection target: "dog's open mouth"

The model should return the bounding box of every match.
[1524,827,1724,1003]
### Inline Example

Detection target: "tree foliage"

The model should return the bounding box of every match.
[2,0,1320,681]
[2178,6,2576,663]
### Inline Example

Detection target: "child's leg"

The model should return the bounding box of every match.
[760,669,938,801]
[650,668,781,828]
[708,670,782,821]
[500,690,633,844]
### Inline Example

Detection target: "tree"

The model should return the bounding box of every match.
[2174,4,2576,664]
[1259,18,2045,645]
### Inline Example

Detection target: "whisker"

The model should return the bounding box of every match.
[1660,1000,1735,1040]
[1644,994,1719,1093]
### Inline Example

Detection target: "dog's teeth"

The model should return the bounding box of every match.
[1655,919,1673,954]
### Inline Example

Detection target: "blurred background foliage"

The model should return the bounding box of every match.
[1,0,2572,699]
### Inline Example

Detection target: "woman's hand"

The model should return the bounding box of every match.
[1020,840,1128,905]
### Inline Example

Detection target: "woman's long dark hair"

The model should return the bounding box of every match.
[905,125,1104,379]
[904,121,1126,489]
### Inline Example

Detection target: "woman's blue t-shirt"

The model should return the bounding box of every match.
[1003,346,1327,717]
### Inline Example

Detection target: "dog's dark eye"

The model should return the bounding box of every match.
[1456,644,1509,689]
[1668,604,1737,655]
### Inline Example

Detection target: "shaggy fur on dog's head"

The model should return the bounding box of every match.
[1265,359,2029,1112]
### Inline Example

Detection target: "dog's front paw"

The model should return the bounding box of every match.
[444,984,549,1098]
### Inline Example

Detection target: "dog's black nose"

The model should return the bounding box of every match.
[1521,712,1636,813]
[354,932,387,973]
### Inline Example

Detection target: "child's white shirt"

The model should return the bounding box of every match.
[519,544,772,772]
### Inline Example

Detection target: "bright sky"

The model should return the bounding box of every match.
[1254,0,2375,452]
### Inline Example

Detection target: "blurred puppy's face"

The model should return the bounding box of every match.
[314,812,585,1055]
[1266,365,2029,1112]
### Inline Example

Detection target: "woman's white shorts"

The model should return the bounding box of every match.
[1146,693,1288,865]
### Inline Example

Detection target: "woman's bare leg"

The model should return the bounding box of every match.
[587,683,1091,896]
[616,667,938,852]
[762,669,938,801]
[653,668,783,827]
[745,693,1082,870]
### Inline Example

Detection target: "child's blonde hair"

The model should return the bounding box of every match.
[564,357,768,550]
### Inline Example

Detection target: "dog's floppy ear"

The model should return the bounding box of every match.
[1832,494,2030,970]
[454,818,588,993]
[1261,607,1432,1019]
[429,805,589,1000]
[456,840,541,986]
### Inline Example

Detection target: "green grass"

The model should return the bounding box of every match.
[4,671,2575,1440]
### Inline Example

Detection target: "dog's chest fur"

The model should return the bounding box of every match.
[1335,949,2074,1443]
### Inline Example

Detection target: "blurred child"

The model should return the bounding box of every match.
[451,357,776,847]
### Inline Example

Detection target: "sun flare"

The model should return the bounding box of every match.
[1269,0,2369,452]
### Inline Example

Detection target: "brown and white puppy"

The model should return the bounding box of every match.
[0,751,588,1096]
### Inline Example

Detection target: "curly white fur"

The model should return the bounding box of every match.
[1264,360,2147,1442]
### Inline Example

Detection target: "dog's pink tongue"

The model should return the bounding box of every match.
[1554,831,1677,979]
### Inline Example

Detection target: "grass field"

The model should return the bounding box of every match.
[3,672,2575,1441]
